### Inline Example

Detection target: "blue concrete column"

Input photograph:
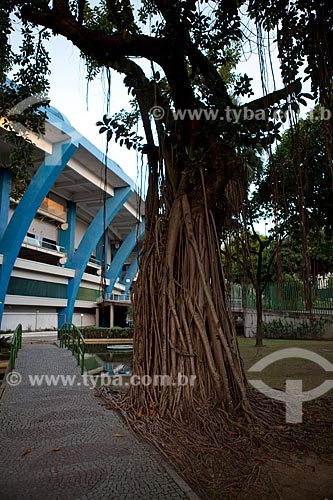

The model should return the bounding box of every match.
[57,308,67,329]
[0,142,77,327]
[59,201,76,260]
[105,219,145,295]
[96,229,108,274]
[0,168,11,241]
[63,187,132,323]
[120,254,140,293]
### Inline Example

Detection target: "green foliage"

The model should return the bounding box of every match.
[233,74,254,99]
[0,1,13,79]
[1,1,331,218]
[96,111,143,150]
[222,231,275,285]
[263,318,328,340]
[247,0,333,98]
[0,334,11,353]
[0,6,50,197]
[257,106,333,279]
[107,326,133,338]
[259,107,333,233]
[81,326,133,338]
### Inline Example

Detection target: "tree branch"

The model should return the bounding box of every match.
[52,0,70,15]
[247,79,302,111]
[20,3,168,64]
[187,43,233,107]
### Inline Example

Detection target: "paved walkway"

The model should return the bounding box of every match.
[0,342,199,500]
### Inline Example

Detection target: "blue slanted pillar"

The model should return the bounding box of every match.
[121,255,140,294]
[96,229,109,275]
[105,219,145,296]
[57,308,68,329]
[63,187,133,324]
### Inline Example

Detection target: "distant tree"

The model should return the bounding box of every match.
[259,107,333,232]
[259,107,333,308]
[222,188,285,346]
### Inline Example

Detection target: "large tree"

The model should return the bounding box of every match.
[1,0,332,443]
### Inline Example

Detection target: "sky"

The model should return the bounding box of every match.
[45,36,140,181]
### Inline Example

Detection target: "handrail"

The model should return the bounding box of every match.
[88,255,102,266]
[23,235,65,253]
[58,323,134,375]
[59,322,85,374]
[9,324,22,372]
[104,293,131,302]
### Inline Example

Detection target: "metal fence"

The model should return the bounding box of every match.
[229,282,333,314]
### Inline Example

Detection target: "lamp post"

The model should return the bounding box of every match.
[80,313,84,329]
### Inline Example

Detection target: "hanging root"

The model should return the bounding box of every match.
[96,171,332,499]
[127,192,253,419]
[98,190,288,430]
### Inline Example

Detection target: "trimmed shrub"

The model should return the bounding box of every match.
[81,326,133,339]
[263,318,328,340]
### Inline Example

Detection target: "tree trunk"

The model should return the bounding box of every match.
[130,193,249,417]
[241,282,248,313]
[255,286,264,347]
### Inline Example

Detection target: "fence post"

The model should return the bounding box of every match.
[81,340,85,375]
[71,326,75,355]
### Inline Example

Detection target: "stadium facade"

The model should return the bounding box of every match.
[0,106,144,331]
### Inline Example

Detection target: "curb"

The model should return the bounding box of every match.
[126,423,202,500]
[152,450,202,500]
[0,361,10,401]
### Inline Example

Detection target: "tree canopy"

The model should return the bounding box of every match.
[259,107,333,235]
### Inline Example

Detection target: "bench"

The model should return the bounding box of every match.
[83,338,133,345]
[0,360,9,374]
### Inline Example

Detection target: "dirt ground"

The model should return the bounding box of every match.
[192,400,333,500]
[256,454,333,500]
[101,338,333,499]
[187,339,333,499]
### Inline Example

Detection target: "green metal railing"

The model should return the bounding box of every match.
[10,323,22,372]
[230,282,333,314]
[59,322,85,374]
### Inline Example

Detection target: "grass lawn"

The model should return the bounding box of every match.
[238,337,333,395]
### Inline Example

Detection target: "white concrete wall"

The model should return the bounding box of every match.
[1,259,111,331]
[9,208,58,242]
[28,218,58,241]
[2,306,97,331]
[2,306,59,331]
[244,309,333,339]
[72,311,96,328]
